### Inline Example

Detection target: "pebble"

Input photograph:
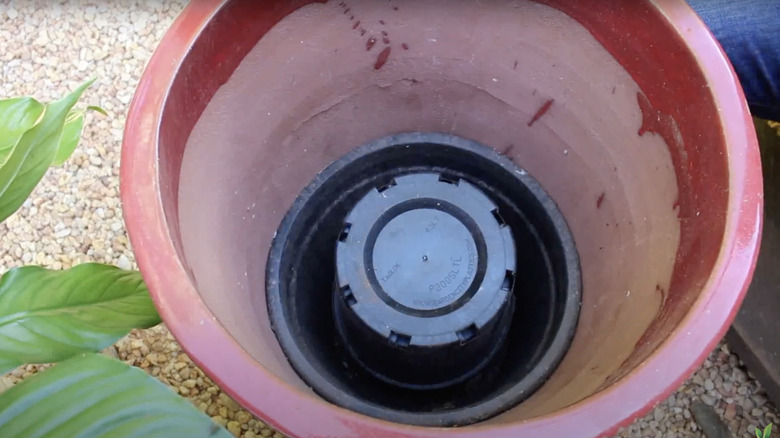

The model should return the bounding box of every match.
[227,421,242,436]
[724,404,737,420]
[0,376,14,394]
[701,395,717,407]
[236,411,252,424]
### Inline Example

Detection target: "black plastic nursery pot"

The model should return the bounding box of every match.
[266,133,581,426]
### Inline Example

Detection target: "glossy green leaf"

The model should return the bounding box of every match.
[52,105,107,166]
[0,78,94,223]
[0,97,44,166]
[51,109,86,166]
[0,263,161,375]
[0,353,232,438]
[765,423,773,438]
[87,105,108,117]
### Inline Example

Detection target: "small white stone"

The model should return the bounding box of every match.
[34,31,50,46]
[116,255,132,271]
[54,228,71,238]
[0,376,14,395]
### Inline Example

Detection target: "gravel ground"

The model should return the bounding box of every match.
[0,2,777,437]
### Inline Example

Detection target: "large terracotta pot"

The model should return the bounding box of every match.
[121,0,763,436]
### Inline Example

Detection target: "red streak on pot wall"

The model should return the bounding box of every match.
[527,99,555,127]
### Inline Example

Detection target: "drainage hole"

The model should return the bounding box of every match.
[456,324,478,344]
[339,223,352,242]
[376,178,398,193]
[438,173,460,185]
[501,270,515,291]
[341,285,357,306]
[491,208,507,227]
[388,331,411,348]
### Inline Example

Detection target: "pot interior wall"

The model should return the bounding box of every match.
[164,0,729,423]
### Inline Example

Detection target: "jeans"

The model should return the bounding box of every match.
[687,0,780,122]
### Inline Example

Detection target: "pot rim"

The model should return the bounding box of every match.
[120,0,763,437]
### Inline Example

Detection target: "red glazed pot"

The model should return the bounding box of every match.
[121,1,763,437]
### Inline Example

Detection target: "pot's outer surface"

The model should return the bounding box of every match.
[120,1,763,437]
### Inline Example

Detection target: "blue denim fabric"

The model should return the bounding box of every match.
[686,0,780,121]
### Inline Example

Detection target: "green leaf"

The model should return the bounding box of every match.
[759,428,765,438]
[0,78,94,223]
[87,105,108,117]
[52,105,107,167]
[765,423,773,437]
[0,353,232,438]
[0,263,161,375]
[51,109,86,166]
[0,97,45,166]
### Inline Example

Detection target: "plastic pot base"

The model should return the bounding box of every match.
[265,132,581,427]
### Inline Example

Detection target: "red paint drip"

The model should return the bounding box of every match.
[383,37,390,44]
[527,99,554,127]
[402,43,409,50]
[366,37,377,51]
[375,46,391,70]
[381,30,388,36]
[360,28,366,36]
[596,192,605,209]
[353,21,360,29]
[379,20,385,25]
[636,93,691,212]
